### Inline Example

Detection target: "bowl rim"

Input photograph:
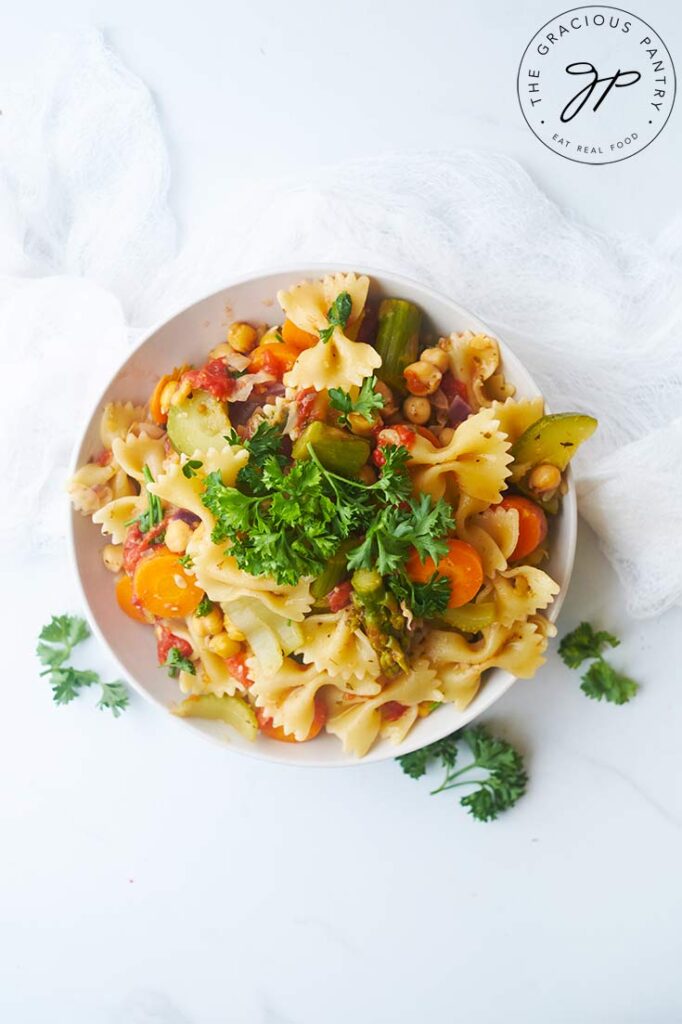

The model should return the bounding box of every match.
[67,262,576,768]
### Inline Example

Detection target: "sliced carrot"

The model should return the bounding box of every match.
[256,698,327,743]
[149,364,190,425]
[248,342,302,378]
[281,319,318,350]
[115,574,148,623]
[498,496,548,561]
[406,538,484,609]
[132,548,203,618]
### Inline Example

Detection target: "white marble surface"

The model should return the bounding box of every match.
[2,2,682,1022]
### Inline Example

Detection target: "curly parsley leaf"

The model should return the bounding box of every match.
[397,726,527,822]
[182,459,203,479]
[37,615,129,716]
[227,421,288,495]
[328,375,385,427]
[97,681,130,717]
[319,290,353,343]
[558,621,619,669]
[388,571,451,618]
[164,647,196,679]
[347,493,453,576]
[580,660,638,705]
[195,594,213,617]
[178,553,194,570]
[372,444,413,505]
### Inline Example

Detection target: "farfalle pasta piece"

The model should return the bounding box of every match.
[325,659,442,758]
[442,331,503,410]
[455,492,519,577]
[67,462,133,515]
[148,447,249,528]
[490,397,545,443]
[92,494,146,543]
[424,618,552,703]
[99,401,147,448]
[409,407,513,503]
[487,565,560,627]
[248,656,335,741]
[296,610,381,685]
[111,430,167,483]
[177,616,243,698]
[279,272,380,391]
[379,706,420,746]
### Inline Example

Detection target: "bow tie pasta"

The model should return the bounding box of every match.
[68,271,596,757]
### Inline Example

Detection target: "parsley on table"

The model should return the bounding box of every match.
[328,375,385,427]
[37,615,129,717]
[397,726,528,822]
[388,571,451,618]
[164,647,196,678]
[195,594,213,617]
[319,290,353,343]
[182,459,203,479]
[559,621,638,705]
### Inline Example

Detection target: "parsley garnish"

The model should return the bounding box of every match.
[226,421,288,495]
[346,493,454,576]
[397,726,527,822]
[178,553,194,570]
[136,465,164,534]
[37,615,129,716]
[559,622,638,704]
[195,594,213,617]
[388,571,451,618]
[182,459,203,479]
[165,647,196,678]
[319,290,353,343]
[329,375,384,427]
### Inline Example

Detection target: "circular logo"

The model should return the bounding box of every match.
[517,5,676,164]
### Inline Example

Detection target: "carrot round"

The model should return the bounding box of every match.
[256,698,327,743]
[115,574,148,623]
[248,342,302,378]
[498,496,548,561]
[132,548,203,618]
[281,319,318,350]
[406,538,484,609]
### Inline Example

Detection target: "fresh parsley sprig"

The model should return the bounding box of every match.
[182,459,203,479]
[346,493,454,576]
[559,621,638,704]
[319,290,352,343]
[388,571,451,618]
[397,726,528,822]
[329,375,384,427]
[226,421,288,495]
[37,615,129,717]
[195,594,213,617]
[165,647,196,678]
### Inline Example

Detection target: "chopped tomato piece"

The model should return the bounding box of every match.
[122,520,167,576]
[406,538,484,609]
[440,371,468,403]
[328,581,352,612]
[225,652,253,688]
[94,449,112,466]
[156,626,193,666]
[381,701,407,722]
[183,359,236,401]
[497,496,548,561]
[295,387,326,429]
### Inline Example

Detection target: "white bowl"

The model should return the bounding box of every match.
[69,265,576,767]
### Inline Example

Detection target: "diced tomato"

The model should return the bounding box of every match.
[93,449,112,466]
[372,448,386,468]
[373,424,416,466]
[225,652,253,688]
[440,371,468,403]
[295,387,321,429]
[381,701,407,722]
[183,359,236,401]
[328,581,352,612]
[122,520,167,576]
[256,697,327,742]
[156,626,193,666]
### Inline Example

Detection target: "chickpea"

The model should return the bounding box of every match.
[529,463,562,493]
[358,464,377,485]
[192,607,224,637]
[402,395,431,425]
[438,427,455,446]
[403,360,442,396]
[420,347,449,372]
[164,518,192,554]
[227,322,258,354]
[101,543,123,573]
[373,379,397,416]
[205,632,241,659]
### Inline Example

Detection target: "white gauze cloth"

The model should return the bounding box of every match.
[1,31,681,618]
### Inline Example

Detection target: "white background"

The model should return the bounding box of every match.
[2,2,682,1022]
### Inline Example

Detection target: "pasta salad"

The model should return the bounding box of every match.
[69,272,596,757]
